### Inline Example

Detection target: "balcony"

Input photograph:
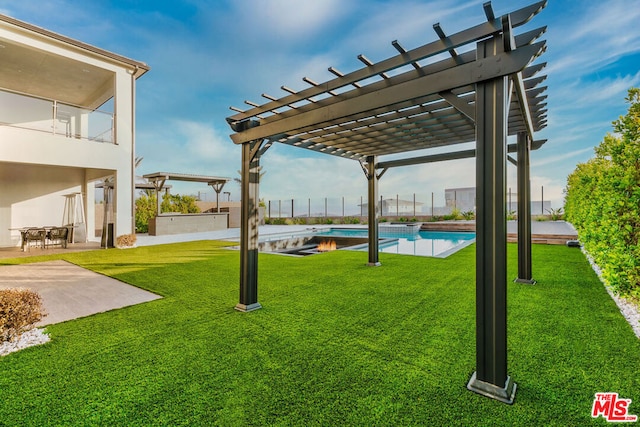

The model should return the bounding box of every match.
[0,87,114,144]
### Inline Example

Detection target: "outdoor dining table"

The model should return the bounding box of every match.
[14,226,71,251]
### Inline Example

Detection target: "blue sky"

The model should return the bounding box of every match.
[2,0,639,208]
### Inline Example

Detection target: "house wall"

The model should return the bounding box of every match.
[0,162,82,246]
[0,21,139,246]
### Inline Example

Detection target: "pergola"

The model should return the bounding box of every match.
[142,172,230,214]
[226,1,548,404]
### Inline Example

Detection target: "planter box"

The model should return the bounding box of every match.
[148,213,228,236]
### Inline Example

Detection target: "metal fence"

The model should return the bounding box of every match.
[264,187,552,219]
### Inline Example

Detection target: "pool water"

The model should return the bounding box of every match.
[316,228,476,258]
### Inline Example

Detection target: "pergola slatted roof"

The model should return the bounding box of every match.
[143,172,229,185]
[226,1,547,163]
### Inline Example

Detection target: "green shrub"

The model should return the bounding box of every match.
[461,211,475,220]
[268,217,287,225]
[0,288,46,342]
[546,208,564,221]
[565,88,640,300]
[342,217,360,224]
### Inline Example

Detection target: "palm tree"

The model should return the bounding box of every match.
[234,168,266,187]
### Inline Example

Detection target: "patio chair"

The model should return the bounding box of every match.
[46,227,69,248]
[24,228,46,250]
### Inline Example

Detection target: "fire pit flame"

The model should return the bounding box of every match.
[316,240,337,252]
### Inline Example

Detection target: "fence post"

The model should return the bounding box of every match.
[291,199,294,218]
[541,186,544,214]
[268,200,271,218]
[278,200,281,218]
[380,195,383,217]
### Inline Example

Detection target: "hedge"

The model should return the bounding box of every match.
[564,88,640,301]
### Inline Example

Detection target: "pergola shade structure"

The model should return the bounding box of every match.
[142,172,230,215]
[227,1,548,404]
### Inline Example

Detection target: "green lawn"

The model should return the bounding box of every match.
[0,241,638,426]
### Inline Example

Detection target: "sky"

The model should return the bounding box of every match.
[1,0,639,210]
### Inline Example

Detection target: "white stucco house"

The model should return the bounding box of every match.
[0,14,149,247]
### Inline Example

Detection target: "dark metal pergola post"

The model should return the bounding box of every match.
[366,156,380,266]
[467,35,516,404]
[237,139,264,312]
[515,131,536,284]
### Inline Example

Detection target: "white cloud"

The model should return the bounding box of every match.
[545,0,640,77]
[570,71,640,104]
[231,0,350,39]
[531,147,593,168]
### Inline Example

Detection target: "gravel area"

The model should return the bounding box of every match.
[0,328,50,357]
[582,247,640,339]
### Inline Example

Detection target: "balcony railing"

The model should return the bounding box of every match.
[0,87,115,144]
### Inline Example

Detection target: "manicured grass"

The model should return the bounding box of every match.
[0,241,638,426]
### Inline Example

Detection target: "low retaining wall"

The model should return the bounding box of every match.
[148,213,228,236]
[420,220,578,245]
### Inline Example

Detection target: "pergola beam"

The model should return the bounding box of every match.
[376,140,546,169]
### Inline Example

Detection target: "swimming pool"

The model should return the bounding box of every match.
[315,227,476,258]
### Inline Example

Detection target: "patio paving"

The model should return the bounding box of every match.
[0,260,161,326]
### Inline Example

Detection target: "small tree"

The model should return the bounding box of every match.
[161,193,200,214]
[135,193,157,233]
